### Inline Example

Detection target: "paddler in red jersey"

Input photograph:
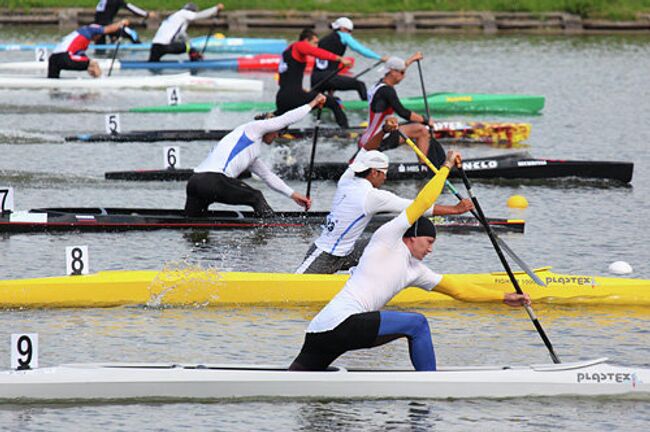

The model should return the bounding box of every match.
[275,29,353,128]
[358,55,442,165]
[47,19,129,79]
[289,150,531,372]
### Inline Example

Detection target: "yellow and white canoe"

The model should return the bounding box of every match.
[0,267,648,308]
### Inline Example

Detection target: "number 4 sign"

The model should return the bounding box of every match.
[11,334,38,370]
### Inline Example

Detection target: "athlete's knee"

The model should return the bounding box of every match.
[410,313,430,336]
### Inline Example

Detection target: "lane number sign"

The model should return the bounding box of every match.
[66,245,89,276]
[11,334,38,370]
[164,146,180,169]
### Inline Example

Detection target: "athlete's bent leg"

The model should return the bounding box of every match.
[398,123,430,163]
[375,310,436,371]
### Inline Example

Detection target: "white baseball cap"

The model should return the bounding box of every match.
[380,56,406,75]
[349,150,390,173]
[332,17,354,31]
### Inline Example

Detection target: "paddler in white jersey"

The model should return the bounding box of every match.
[184,94,327,218]
[296,117,474,274]
[289,150,531,371]
[148,3,223,62]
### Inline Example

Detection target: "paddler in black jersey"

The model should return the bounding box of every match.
[275,29,354,128]
[93,0,155,44]
[358,55,442,165]
[310,17,388,101]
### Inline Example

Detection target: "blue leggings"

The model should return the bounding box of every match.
[377,311,436,371]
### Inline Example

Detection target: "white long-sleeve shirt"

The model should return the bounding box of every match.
[152,7,218,45]
[194,104,312,198]
[308,211,443,333]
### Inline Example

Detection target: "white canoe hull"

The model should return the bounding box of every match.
[0,60,117,71]
[0,73,263,92]
[0,358,647,402]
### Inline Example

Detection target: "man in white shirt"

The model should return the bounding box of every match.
[289,149,531,372]
[148,3,222,62]
[295,118,473,274]
[184,94,326,218]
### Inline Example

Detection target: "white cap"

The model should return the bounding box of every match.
[332,17,354,31]
[380,56,406,75]
[349,150,389,173]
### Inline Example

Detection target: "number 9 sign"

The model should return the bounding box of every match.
[11,334,38,370]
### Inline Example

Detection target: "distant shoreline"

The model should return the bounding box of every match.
[1,7,649,35]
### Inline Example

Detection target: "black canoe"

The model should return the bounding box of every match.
[105,153,633,183]
[0,208,524,234]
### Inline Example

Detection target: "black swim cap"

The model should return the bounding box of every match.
[403,216,436,238]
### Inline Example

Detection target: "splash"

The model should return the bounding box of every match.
[146,259,224,308]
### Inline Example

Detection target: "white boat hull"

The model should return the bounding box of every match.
[0,60,117,71]
[0,73,263,92]
[0,358,647,402]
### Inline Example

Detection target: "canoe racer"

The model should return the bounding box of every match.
[94,0,154,44]
[310,17,388,101]
[148,3,222,62]
[47,19,129,79]
[296,117,474,274]
[184,94,327,218]
[289,150,530,371]
[359,55,441,164]
[275,29,353,128]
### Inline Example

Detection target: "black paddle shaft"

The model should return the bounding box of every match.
[457,166,561,364]
[353,59,383,79]
[107,26,123,77]
[201,6,222,55]
[310,67,344,93]
[305,108,323,200]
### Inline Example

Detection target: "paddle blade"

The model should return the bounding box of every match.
[495,236,547,286]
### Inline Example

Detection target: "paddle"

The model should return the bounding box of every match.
[352,59,383,79]
[397,130,546,288]
[200,6,223,55]
[305,107,323,204]
[415,58,446,167]
[310,67,344,93]
[456,164,561,364]
[107,26,124,77]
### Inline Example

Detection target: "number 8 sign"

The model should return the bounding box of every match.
[66,245,89,276]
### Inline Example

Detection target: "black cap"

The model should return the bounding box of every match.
[183,3,198,12]
[403,216,436,238]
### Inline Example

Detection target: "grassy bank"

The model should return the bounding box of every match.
[3,1,650,20]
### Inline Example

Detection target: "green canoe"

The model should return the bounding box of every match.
[129,92,545,115]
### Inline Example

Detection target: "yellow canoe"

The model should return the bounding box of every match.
[0,266,649,308]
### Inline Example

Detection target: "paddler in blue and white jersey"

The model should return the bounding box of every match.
[148,3,223,62]
[296,117,474,274]
[184,94,327,218]
[47,19,129,78]
[310,17,388,101]
[290,150,531,372]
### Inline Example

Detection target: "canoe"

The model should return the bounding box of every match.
[104,153,634,184]
[276,156,634,183]
[0,72,263,92]
[0,267,647,309]
[1,358,647,401]
[67,122,531,146]
[130,92,546,115]
[0,54,347,73]
[0,37,287,54]
[0,208,523,234]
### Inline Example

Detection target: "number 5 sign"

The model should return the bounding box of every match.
[11,334,38,370]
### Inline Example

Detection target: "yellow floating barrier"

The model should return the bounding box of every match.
[0,267,648,309]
